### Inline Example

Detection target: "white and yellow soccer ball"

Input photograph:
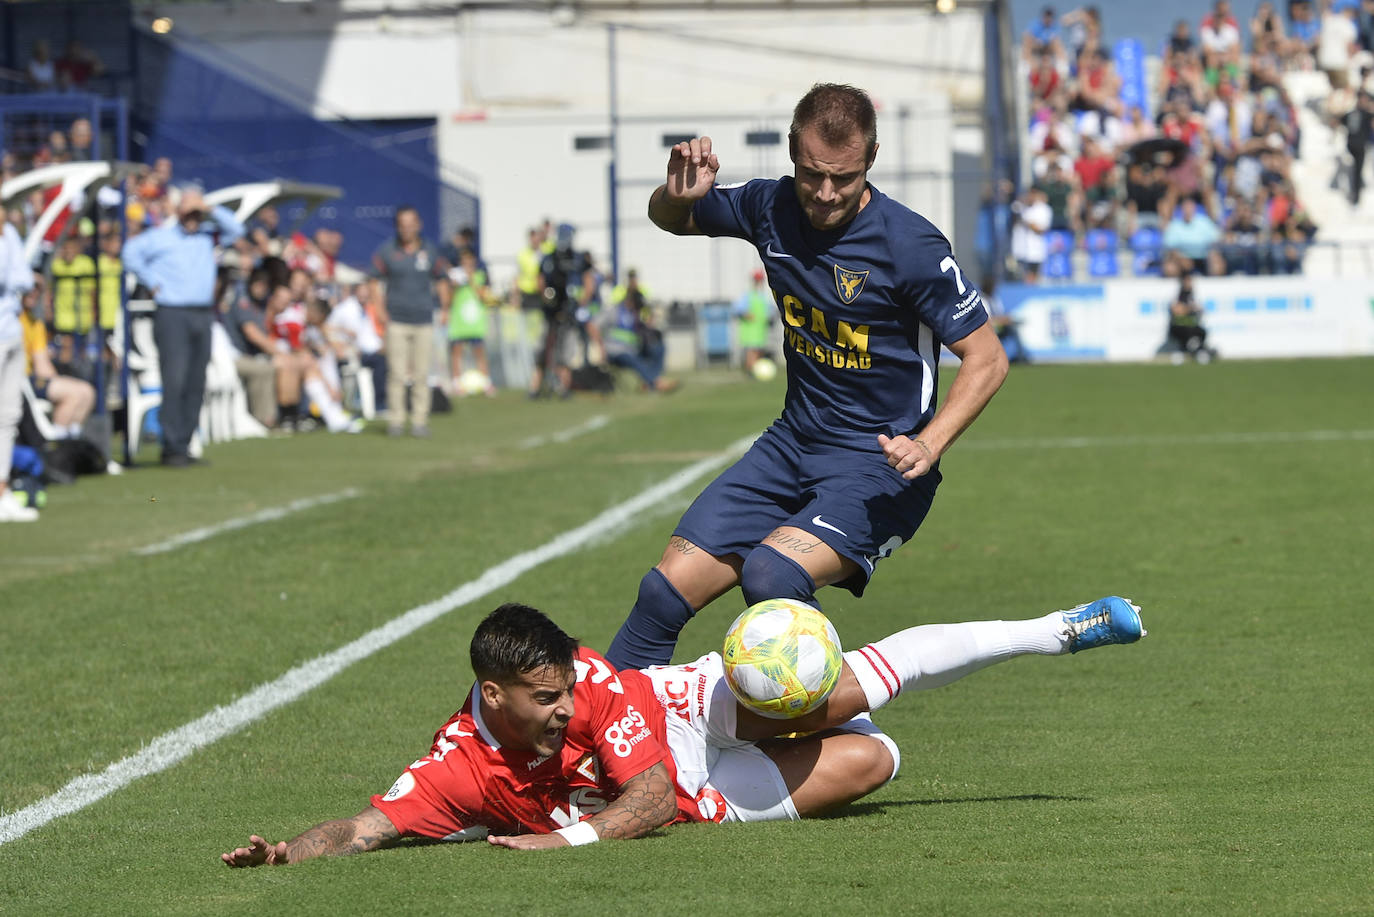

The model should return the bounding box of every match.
[750,357,778,382]
[722,598,844,719]
[455,369,491,396]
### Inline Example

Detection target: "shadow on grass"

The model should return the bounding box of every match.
[816,793,1089,820]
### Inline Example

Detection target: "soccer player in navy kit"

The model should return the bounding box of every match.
[606,84,1012,670]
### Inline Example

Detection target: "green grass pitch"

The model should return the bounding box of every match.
[1,358,1370,915]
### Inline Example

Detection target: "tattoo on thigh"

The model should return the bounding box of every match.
[668,536,697,556]
[765,531,817,554]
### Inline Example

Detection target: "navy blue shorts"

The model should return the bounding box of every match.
[674,422,941,596]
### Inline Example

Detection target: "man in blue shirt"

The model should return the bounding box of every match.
[123,186,245,466]
[606,84,1009,669]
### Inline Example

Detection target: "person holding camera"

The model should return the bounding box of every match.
[123,185,245,466]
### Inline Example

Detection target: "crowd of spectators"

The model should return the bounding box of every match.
[1004,0,1374,282]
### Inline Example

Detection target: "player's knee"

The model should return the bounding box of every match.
[842,735,899,797]
[740,546,817,607]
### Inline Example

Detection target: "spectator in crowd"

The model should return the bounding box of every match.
[1028,49,1061,106]
[1251,2,1289,57]
[370,206,450,438]
[974,179,1014,283]
[248,205,282,260]
[1162,197,1222,276]
[513,226,545,313]
[599,269,676,393]
[21,296,94,439]
[1069,45,1122,118]
[26,40,55,92]
[441,225,486,276]
[1165,272,1215,363]
[47,232,96,369]
[1218,197,1266,274]
[1118,105,1158,146]
[979,278,1030,364]
[55,40,103,91]
[326,281,388,414]
[1060,6,1102,63]
[1343,85,1374,204]
[68,118,93,161]
[1200,1,1243,72]
[733,269,774,376]
[444,248,496,396]
[0,219,37,521]
[1124,158,1168,235]
[1072,135,1117,225]
[1011,187,1052,282]
[1023,6,1064,61]
[1035,158,1082,235]
[1288,0,1322,65]
[1319,0,1360,92]
[223,266,284,429]
[572,251,606,368]
[1167,19,1197,57]
[122,185,246,467]
[96,225,122,341]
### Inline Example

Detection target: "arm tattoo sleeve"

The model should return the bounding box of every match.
[587,762,678,840]
[282,807,400,864]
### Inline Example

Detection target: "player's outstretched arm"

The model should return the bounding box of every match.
[487,761,679,851]
[879,322,1009,480]
[220,806,399,867]
[647,137,720,236]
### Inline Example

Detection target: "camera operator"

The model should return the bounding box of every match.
[529,223,589,398]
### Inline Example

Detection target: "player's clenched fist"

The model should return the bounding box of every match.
[664,136,720,204]
[878,433,938,480]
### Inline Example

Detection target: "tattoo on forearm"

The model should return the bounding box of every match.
[283,809,398,863]
[591,763,676,840]
[668,536,697,556]
[765,531,817,554]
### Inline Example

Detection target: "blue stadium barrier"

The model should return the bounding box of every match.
[1043,230,1075,280]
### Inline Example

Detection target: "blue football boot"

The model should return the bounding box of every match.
[1063,596,1145,653]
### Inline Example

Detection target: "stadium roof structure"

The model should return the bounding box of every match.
[202,179,344,229]
[1,160,144,263]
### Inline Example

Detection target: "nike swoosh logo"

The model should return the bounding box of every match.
[765,243,794,260]
[811,515,848,536]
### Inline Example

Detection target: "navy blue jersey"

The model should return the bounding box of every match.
[693,177,987,451]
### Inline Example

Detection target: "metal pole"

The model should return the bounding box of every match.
[607,23,620,283]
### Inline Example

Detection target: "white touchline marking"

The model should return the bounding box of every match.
[0,435,754,846]
[133,489,363,556]
[960,430,1374,451]
[518,414,611,450]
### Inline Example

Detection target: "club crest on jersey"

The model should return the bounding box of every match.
[833,264,869,304]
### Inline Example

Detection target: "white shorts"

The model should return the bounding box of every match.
[641,653,901,824]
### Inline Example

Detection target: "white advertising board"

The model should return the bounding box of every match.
[999,278,1374,361]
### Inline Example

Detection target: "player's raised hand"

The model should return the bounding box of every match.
[487,831,573,851]
[878,433,938,480]
[664,137,720,205]
[221,834,289,867]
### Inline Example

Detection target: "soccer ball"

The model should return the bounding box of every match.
[455,369,491,396]
[722,598,844,719]
[750,357,778,382]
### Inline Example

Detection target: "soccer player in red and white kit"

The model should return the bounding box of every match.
[222,596,1143,865]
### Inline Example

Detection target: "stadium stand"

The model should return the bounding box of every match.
[1009,0,1374,284]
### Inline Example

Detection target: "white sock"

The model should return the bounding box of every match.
[305,378,349,431]
[67,423,83,438]
[843,612,1070,712]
